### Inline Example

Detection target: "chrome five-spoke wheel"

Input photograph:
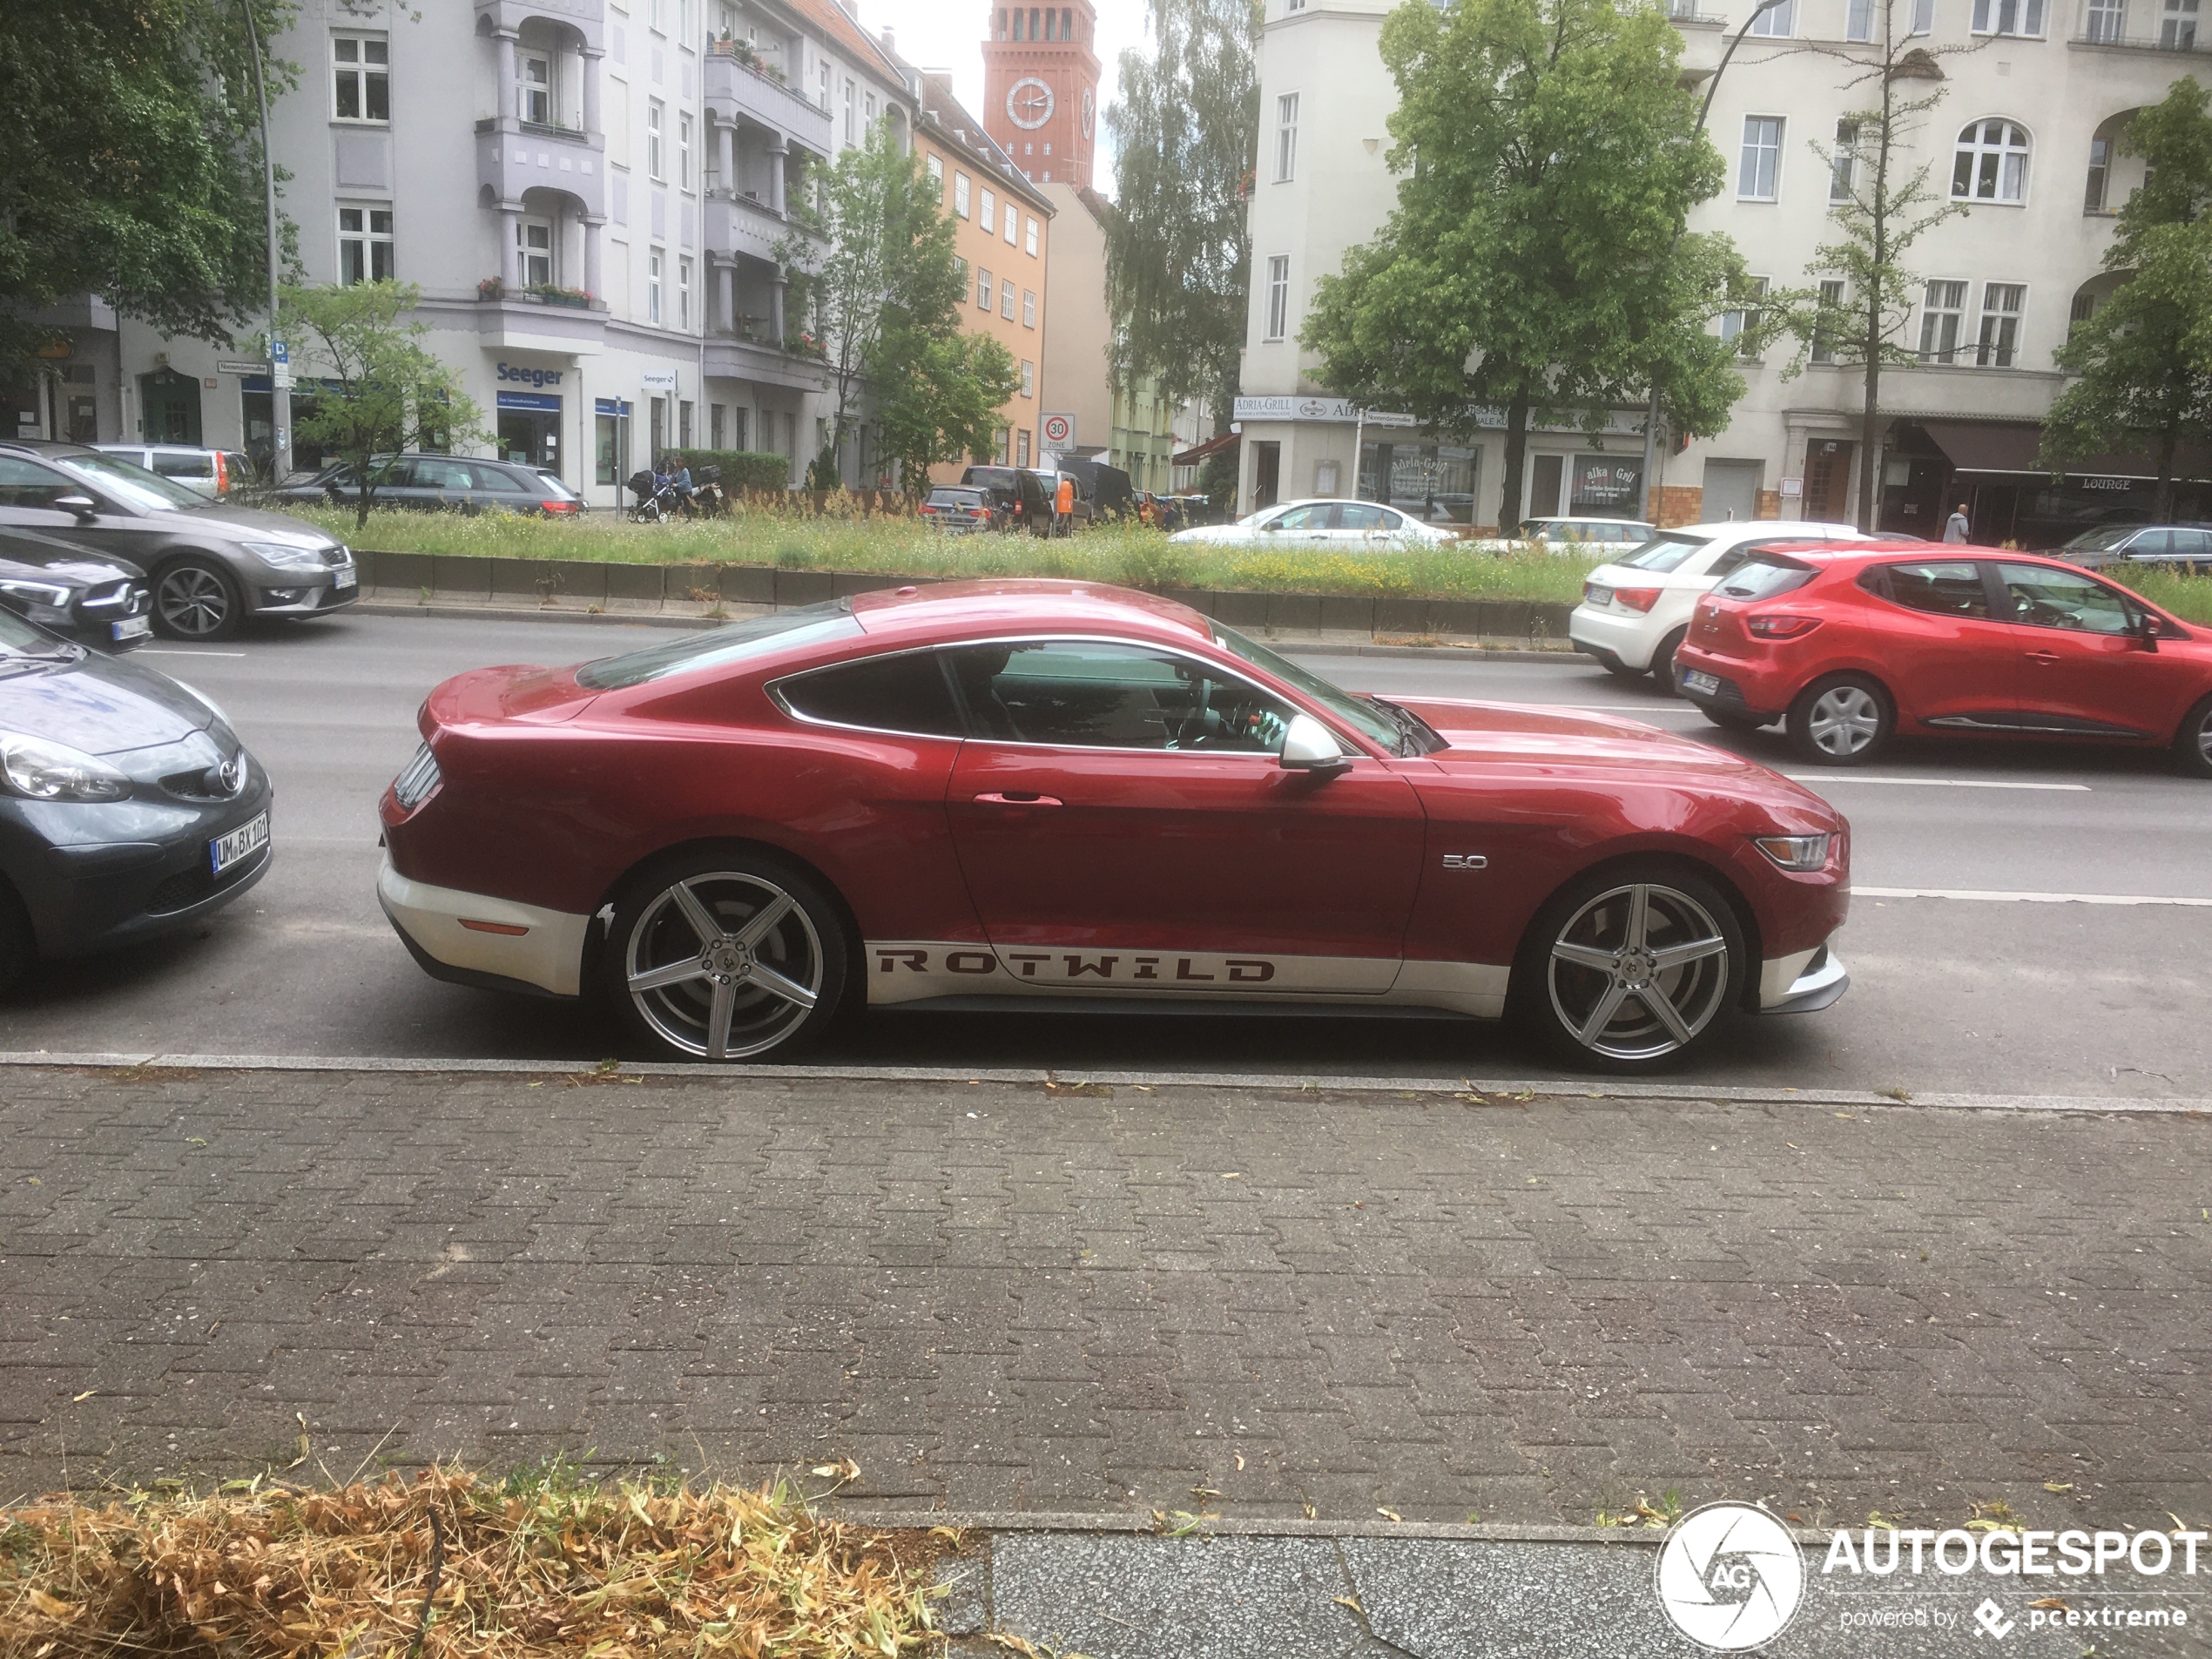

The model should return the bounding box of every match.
[620,869,828,1058]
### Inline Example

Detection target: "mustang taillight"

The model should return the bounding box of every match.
[392,741,442,810]
[1613,588,1662,612]
[1747,615,1822,639]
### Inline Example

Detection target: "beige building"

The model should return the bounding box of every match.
[1036,181,1112,462]
[1236,0,2212,543]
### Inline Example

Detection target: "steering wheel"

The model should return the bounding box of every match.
[1167,671,1213,749]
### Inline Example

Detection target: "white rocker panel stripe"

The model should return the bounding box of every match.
[378,859,591,996]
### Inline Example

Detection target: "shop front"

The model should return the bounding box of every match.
[493,360,568,475]
[1881,420,2212,550]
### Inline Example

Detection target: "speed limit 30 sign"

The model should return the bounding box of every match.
[1041,413,1075,448]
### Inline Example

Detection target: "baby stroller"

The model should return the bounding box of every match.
[692,464,730,518]
[627,469,678,523]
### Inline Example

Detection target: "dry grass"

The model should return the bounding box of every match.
[1,1462,943,1657]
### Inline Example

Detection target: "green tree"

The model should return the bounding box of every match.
[278,281,487,529]
[872,328,1021,495]
[0,0,296,377]
[1300,0,1750,535]
[1102,0,1259,428]
[2042,79,2212,520]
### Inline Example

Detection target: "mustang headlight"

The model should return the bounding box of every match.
[240,539,330,570]
[0,731,132,802]
[1753,833,1834,872]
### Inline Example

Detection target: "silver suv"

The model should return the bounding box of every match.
[0,441,355,640]
[92,444,252,500]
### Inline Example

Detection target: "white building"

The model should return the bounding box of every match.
[21,0,916,507]
[1235,0,2212,544]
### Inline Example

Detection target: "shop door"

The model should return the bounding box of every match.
[1804,440,1854,521]
[1530,454,1564,518]
[138,369,201,445]
[1252,441,1280,509]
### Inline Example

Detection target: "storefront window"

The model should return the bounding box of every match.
[1569,453,1644,518]
[1359,441,1480,523]
[596,397,631,486]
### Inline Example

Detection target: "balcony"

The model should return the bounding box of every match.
[705,192,796,264]
[475,115,605,215]
[704,48,832,157]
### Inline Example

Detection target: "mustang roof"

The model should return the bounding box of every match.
[848,579,1213,644]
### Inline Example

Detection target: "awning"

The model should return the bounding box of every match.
[1919,418,2212,481]
[1172,429,1239,468]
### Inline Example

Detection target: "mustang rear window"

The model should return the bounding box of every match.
[576,600,860,689]
[1716,556,1817,600]
[777,649,964,737]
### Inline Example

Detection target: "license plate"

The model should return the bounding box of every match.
[1683,669,1721,696]
[112,615,151,641]
[210,813,269,874]
[333,566,357,590]
[1588,586,1611,606]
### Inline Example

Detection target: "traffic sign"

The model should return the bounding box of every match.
[1042,412,1074,447]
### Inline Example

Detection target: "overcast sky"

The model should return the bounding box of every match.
[860,0,1146,189]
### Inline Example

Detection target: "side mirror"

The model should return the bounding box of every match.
[1280,711,1352,776]
[2133,612,2161,652]
[52,495,98,519]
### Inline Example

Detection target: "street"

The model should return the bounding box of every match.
[4,608,2205,1097]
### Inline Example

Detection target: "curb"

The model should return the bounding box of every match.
[830,1509,1682,1546]
[5,1051,2203,1114]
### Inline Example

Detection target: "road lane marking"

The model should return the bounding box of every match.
[1787,775,2090,791]
[1858,886,2212,907]
[139,648,248,658]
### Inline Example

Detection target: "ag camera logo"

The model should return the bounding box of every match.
[1655,1502,1805,1651]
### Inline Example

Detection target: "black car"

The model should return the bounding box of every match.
[0,611,272,993]
[277,453,587,516]
[0,527,152,652]
[919,485,997,534]
[959,465,1055,535]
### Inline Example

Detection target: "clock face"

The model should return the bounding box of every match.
[1008,76,1054,130]
[1080,87,1095,139]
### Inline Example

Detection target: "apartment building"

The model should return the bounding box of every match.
[1237,0,2212,543]
[17,0,915,507]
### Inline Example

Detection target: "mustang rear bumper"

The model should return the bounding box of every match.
[377,859,590,997]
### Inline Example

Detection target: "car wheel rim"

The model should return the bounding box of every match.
[158,567,229,636]
[1807,685,1880,755]
[624,872,823,1059]
[1548,881,1730,1062]
[2198,711,2212,765]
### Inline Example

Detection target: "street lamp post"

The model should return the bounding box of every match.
[239,0,292,483]
[1635,0,1792,526]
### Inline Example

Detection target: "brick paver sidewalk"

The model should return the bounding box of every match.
[2,1067,2206,1536]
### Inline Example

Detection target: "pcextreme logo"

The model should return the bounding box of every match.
[1655,1503,1805,1651]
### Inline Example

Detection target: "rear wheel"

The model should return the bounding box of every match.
[602,852,848,1061]
[1650,626,1690,696]
[1601,659,1647,682]
[1511,863,1745,1072]
[1786,673,1892,765]
[2175,693,2212,779]
[153,557,242,641]
[1699,706,1764,732]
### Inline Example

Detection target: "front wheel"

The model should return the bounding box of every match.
[1786,673,1892,765]
[1511,864,1745,1072]
[153,557,243,640]
[601,853,848,1061]
[2175,693,2212,779]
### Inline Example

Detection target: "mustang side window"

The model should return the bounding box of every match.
[1994,563,2135,635]
[941,640,1295,754]
[774,650,965,738]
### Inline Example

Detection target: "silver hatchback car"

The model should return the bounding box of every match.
[0,441,355,640]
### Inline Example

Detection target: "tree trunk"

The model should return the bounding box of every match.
[1857,335,1881,535]
[2155,425,2178,522]
[1497,389,1530,536]
[355,479,373,532]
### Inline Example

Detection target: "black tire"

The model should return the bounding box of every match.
[1601,659,1647,682]
[1651,626,1689,696]
[2175,693,2212,779]
[1699,706,1764,732]
[600,849,849,1062]
[1785,672,1893,765]
[152,556,243,641]
[1509,861,1746,1073]
[0,880,33,1000]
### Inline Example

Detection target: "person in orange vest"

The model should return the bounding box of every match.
[1055,472,1076,536]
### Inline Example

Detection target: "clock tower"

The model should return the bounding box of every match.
[981,0,1100,189]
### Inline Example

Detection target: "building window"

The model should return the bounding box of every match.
[520,51,553,125]
[981,188,996,233]
[678,255,692,329]
[597,399,632,486]
[1016,428,1031,467]
[648,0,664,30]
[1001,279,1015,320]
[1953,119,2029,202]
[1975,281,2025,366]
[647,101,665,179]
[865,91,877,127]
[1740,117,1783,199]
[339,206,395,284]
[1275,92,1299,182]
[995,426,1010,463]
[1022,289,1036,327]
[1911,0,1936,26]
[678,111,693,189]
[1003,208,1016,247]
[1831,119,1858,202]
[516,216,552,286]
[2086,136,2112,210]
[1264,255,1291,341]
[1919,279,1966,363]
[1719,276,1768,354]
[710,402,725,448]
[332,33,389,122]
[648,248,664,323]
[2069,287,2098,330]
[2083,0,2127,37]
[1021,360,1035,398]
[1970,0,2045,30]
[843,78,855,145]
[819,59,830,110]
[2163,0,2198,47]
[1810,279,1847,363]
[927,153,944,198]
[955,172,971,217]
[978,265,992,308]
[1846,0,1873,35]
[1750,0,1795,31]
[679,399,694,447]
[1026,216,1039,256]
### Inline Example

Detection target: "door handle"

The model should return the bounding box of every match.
[973,791,1062,806]
[2027,651,2062,664]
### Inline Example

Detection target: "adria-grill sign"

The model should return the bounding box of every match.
[1653,1501,2206,1650]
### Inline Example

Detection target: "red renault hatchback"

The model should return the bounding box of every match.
[1674,544,2212,773]
[378,581,1851,1070]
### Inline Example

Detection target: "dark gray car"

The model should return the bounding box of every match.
[2059,523,2212,573]
[0,440,356,640]
[276,453,586,516]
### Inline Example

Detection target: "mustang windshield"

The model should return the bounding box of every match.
[1209,623,1405,752]
[577,601,861,689]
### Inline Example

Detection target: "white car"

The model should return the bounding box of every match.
[1569,520,1869,686]
[93,444,250,499]
[1518,516,1656,550]
[1169,497,1455,549]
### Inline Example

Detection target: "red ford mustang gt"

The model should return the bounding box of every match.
[377,581,1851,1070]
[1673,543,2212,772]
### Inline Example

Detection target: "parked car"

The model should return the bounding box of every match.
[919,486,997,534]
[0,527,152,651]
[959,465,1055,535]
[0,608,272,994]
[0,441,356,641]
[2056,523,2212,573]
[92,444,251,499]
[1518,516,1656,550]
[1051,456,1136,521]
[276,453,585,516]
[1568,521,1869,689]
[379,580,1851,1072]
[1672,545,2212,773]
[1168,498,1454,549]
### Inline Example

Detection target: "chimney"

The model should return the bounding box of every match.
[880,24,896,52]
[922,69,955,98]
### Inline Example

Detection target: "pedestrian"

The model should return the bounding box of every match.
[1943,502,1971,543]
[1055,472,1076,536]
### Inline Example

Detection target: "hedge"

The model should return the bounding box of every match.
[659,448,798,492]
